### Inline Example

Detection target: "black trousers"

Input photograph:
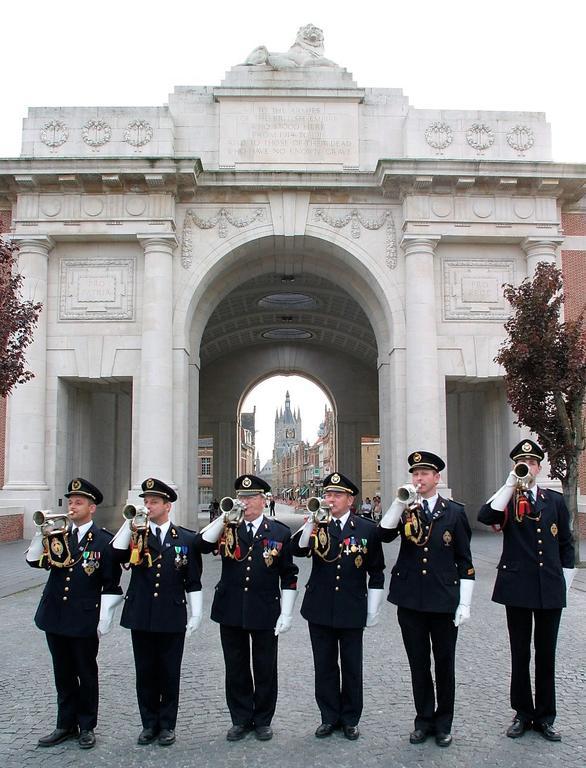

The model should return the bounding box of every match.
[308,622,364,727]
[505,606,562,725]
[131,630,186,730]
[219,624,278,727]
[397,607,458,734]
[45,632,99,731]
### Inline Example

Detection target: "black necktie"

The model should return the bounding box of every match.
[70,527,79,551]
[335,519,342,533]
[247,523,254,538]
[422,499,431,521]
[155,526,162,544]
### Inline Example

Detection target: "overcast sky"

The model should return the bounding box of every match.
[2,1,583,461]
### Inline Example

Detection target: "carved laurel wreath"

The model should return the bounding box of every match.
[82,120,112,148]
[181,208,265,268]
[40,120,69,148]
[466,123,495,151]
[313,208,398,269]
[506,125,535,154]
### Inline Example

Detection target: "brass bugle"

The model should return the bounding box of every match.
[220,496,245,524]
[513,462,533,490]
[33,509,69,534]
[307,496,332,524]
[397,484,419,506]
[122,504,149,530]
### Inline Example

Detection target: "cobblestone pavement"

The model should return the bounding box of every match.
[1,508,584,768]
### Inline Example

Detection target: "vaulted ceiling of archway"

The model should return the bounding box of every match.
[200,273,378,366]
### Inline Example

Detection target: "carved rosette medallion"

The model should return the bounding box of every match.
[313,208,398,269]
[506,125,535,156]
[82,120,112,148]
[124,120,153,148]
[40,120,69,149]
[181,208,265,268]
[424,122,453,153]
[466,123,494,152]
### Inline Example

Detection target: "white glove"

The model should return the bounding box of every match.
[563,567,577,598]
[186,591,203,637]
[274,589,297,636]
[200,513,226,543]
[454,579,475,627]
[486,471,517,511]
[380,498,406,529]
[366,588,385,627]
[296,518,315,548]
[97,593,124,637]
[111,518,132,549]
[26,530,45,562]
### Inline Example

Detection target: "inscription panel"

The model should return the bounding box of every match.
[59,258,135,321]
[443,260,513,321]
[219,100,359,167]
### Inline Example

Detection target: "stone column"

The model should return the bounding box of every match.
[136,235,177,485]
[402,236,442,454]
[522,237,562,278]
[3,236,53,492]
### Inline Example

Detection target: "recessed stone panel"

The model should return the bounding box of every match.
[59,258,135,321]
[443,260,513,320]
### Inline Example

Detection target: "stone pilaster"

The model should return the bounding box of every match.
[136,235,177,485]
[522,237,563,278]
[3,236,53,492]
[402,236,442,455]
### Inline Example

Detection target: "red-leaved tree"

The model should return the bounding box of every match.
[0,238,42,398]
[495,261,586,562]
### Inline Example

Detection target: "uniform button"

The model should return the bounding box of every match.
[244,587,249,592]
[539,563,543,567]
[64,586,69,592]
[95,604,98,608]
[247,557,252,562]
[538,540,542,544]
[454,580,458,585]
[246,566,251,571]
[538,551,543,556]
[336,575,340,580]
[503,565,507,569]
[155,582,160,588]
[423,547,429,552]
[245,577,250,581]
[62,596,68,601]
[337,564,341,569]
[422,570,427,575]
[65,577,71,582]
[335,586,339,591]
[157,564,161,569]
[537,528,541,533]
[425,526,429,531]
[154,592,159,597]
[68,568,73,573]
[422,558,428,563]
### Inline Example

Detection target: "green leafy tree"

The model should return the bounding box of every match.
[496,261,586,562]
[0,238,42,398]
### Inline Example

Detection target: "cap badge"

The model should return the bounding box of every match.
[146,478,155,489]
[413,453,422,463]
[522,442,532,453]
[331,473,340,484]
[71,479,82,491]
[242,476,252,488]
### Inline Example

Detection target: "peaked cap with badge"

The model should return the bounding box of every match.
[509,439,545,463]
[64,477,104,506]
[234,474,271,496]
[408,451,445,473]
[139,477,177,502]
[322,472,359,496]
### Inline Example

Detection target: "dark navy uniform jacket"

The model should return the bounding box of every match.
[380,497,474,613]
[28,524,122,637]
[197,516,298,631]
[291,514,385,629]
[119,525,202,633]
[478,487,575,609]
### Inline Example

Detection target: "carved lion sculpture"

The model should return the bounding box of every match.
[243,24,338,69]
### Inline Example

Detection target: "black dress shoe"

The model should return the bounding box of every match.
[343,725,360,740]
[255,725,273,741]
[78,730,96,749]
[535,723,561,742]
[158,729,176,746]
[506,718,531,739]
[409,728,428,744]
[435,732,452,747]
[137,727,159,745]
[315,723,336,738]
[226,724,251,741]
[37,727,79,747]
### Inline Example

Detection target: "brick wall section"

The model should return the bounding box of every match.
[0,515,23,542]
[562,212,586,236]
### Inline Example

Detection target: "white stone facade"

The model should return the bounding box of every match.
[1,35,585,533]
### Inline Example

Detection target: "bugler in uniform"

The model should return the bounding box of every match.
[112,478,203,747]
[197,474,298,742]
[26,478,123,750]
[379,452,475,748]
[478,439,576,741]
[291,471,385,741]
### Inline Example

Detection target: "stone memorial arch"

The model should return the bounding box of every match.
[1,24,585,535]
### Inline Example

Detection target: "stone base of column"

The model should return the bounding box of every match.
[0,489,53,538]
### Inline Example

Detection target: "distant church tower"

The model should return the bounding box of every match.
[273,390,302,461]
